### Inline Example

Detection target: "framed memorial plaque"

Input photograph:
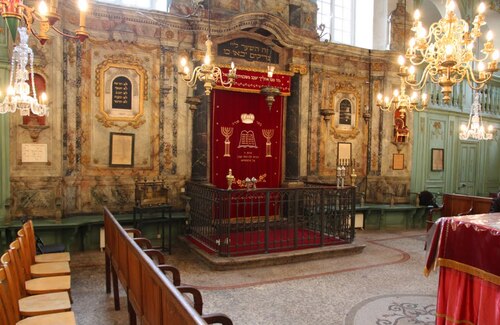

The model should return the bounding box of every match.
[337,142,352,162]
[331,83,361,139]
[431,148,444,171]
[393,154,404,170]
[109,133,135,167]
[95,56,148,125]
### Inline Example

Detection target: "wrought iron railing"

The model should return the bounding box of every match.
[185,182,355,257]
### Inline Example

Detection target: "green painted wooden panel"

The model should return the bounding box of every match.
[456,143,477,195]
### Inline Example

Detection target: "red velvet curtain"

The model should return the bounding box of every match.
[210,89,283,189]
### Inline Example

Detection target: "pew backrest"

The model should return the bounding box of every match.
[104,207,207,325]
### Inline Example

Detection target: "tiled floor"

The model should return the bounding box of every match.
[70,229,438,325]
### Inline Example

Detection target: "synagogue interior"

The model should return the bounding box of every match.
[0,0,499,324]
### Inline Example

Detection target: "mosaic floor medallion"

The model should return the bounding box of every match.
[344,294,436,325]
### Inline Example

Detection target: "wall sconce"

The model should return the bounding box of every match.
[260,66,280,110]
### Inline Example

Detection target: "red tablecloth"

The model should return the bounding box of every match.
[425,213,500,325]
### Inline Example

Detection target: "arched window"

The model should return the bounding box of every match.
[317,0,374,49]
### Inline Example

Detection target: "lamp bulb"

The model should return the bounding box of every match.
[7,86,15,96]
[40,92,48,104]
[478,61,485,71]
[460,124,467,132]
[409,65,416,75]
[447,1,456,13]
[409,37,416,48]
[486,30,493,42]
[38,0,49,17]
[377,93,383,101]
[78,0,88,12]
[398,55,405,66]
[478,2,486,14]
[393,89,399,97]
[492,50,499,60]
[414,9,421,21]
[180,57,187,67]
[203,54,211,65]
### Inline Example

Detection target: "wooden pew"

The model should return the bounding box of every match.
[426,193,493,230]
[103,207,232,325]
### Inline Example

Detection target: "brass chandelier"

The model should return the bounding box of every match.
[377,55,428,112]
[179,0,236,96]
[0,0,89,44]
[404,1,499,104]
[377,0,427,113]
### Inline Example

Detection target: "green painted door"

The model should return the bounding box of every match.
[457,142,478,195]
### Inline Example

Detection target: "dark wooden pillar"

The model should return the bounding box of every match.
[285,74,300,182]
[191,83,209,182]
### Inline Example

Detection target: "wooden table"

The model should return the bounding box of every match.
[425,213,500,325]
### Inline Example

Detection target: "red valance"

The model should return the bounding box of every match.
[216,67,291,95]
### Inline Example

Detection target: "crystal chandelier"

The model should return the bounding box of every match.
[459,93,493,140]
[260,65,280,110]
[179,0,236,96]
[404,1,499,104]
[0,0,89,44]
[0,27,48,116]
[377,55,428,112]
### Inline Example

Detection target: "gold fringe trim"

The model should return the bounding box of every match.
[438,258,500,286]
[435,312,475,325]
[214,85,291,96]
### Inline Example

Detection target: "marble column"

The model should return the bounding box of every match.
[0,22,10,221]
[190,82,209,182]
[284,74,301,183]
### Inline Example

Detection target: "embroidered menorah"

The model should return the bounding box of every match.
[262,129,274,157]
[221,126,234,157]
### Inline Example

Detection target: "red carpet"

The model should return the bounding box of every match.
[187,228,347,257]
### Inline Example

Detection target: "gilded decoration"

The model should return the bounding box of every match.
[95,55,148,128]
[288,63,307,75]
[432,121,443,138]
[329,82,361,139]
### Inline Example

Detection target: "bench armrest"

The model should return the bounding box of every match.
[143,249,166,265]
[202,313,233,325]
[177,285,203,314]
[134,237,153,249]
[157,264,181,286]
[123,228,142,237]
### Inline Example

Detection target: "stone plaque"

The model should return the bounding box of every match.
[21,143,48,162]
[112,76,132,109]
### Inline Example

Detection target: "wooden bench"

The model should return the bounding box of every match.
[103,207,232,325]
[426,193,493,230]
